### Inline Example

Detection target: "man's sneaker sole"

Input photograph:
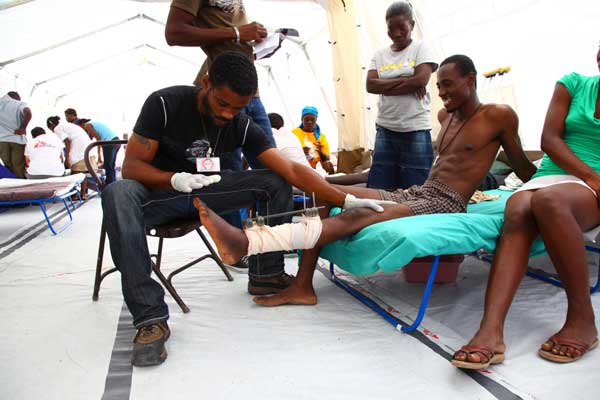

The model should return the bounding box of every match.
[131,342,168,366]
[131,328,170,367]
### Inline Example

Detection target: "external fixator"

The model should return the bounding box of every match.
[243,192,322,228]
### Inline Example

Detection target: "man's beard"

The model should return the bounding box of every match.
[202,91,231,126]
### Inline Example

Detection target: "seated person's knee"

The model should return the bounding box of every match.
[530,190,565,217]
[503,197,533,227]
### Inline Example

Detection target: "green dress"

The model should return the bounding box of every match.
[533,72,600,178]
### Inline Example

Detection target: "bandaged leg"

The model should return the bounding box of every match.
[245,215,323,255]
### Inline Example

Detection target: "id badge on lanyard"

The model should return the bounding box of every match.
[196,147,221,172]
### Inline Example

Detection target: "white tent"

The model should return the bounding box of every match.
[2,2,600,399]
[0,0,338,149]
[322,0,600,159]
[2,0,600,157]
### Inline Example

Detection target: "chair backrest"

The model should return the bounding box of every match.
[84,140,128,193]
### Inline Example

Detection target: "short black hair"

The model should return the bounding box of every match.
[64,108,77,116]
[386,1,413,21]
[47,116,60,128]
[268,113,284,129]
[7,91,20,100]
[208,51,258,96]
[31,126,46,138]
[440,54,478,88]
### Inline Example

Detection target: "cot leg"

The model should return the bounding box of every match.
[400,256,440,333]
[328,257,441,334]
[61,198,74,221]
[586,245,600,294]
[38,201,58,235]
[329,263,402,328]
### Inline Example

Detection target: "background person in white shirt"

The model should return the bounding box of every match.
[25,126,65,179]
[47,116,95,198]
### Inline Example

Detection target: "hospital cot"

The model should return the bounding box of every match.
[319,190,600,332]
[0,174,85,235]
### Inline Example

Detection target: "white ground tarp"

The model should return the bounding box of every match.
[1,198,599,399]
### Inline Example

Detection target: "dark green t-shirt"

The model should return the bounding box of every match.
[534,72,600,178]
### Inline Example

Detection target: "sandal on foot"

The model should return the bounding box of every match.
[538,336,599,363]
[451,344,505,370]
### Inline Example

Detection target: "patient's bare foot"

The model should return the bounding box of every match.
[193,198,248,265]
[253,283,317,307]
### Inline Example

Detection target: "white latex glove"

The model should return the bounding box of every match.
[343,194,395,213]
[170,172,221,193]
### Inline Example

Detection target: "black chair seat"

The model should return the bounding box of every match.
[87,140,233,314]
[146,219,202,238]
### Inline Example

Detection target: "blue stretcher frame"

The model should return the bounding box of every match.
[329,245,600,333]
[0,189,82,235]
[480,248,600,294]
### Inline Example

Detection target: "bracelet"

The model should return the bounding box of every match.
[233,26,240,44]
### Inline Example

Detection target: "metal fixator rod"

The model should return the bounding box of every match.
[246,207,325,221]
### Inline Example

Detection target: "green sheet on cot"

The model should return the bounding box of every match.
[319,189,547,276]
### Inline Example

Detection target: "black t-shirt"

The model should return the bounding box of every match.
[133,85,273,173]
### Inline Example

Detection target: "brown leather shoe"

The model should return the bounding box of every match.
[131,321,170,367]
[248,272,295,295]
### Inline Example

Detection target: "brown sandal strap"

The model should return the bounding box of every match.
[546,336,592,353]
[455,345,494,363]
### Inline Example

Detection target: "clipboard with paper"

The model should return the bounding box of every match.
[253,28,300,60]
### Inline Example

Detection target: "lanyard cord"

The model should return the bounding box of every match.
[437,103,482,156]
[199,113,222,157]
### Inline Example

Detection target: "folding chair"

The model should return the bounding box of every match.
[85,140,233,313]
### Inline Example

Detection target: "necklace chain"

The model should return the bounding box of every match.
[199,113,221,158]
[436,104,482,156]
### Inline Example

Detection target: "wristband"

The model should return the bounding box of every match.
[233,26,240,44]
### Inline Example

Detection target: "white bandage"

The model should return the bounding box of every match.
[245,215,323,255]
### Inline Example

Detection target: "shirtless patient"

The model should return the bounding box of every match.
[194,54,537,307]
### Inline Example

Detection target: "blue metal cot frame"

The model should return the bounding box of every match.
[480,248,600,294]
[0,189,82,235]
[329,257,441,333]
[329,245,600,333]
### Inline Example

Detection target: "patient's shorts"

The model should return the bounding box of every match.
[378,179,467,215]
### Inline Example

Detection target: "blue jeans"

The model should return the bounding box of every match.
[222,96,275,171]
[367,126,434,190]
[221,96,275,228]
[101,137,120,184]
[102,170,292,328]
